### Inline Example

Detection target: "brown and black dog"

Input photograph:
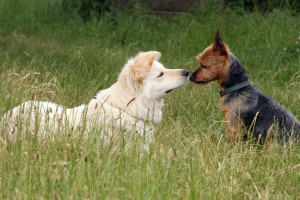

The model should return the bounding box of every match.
[190,30,300,143]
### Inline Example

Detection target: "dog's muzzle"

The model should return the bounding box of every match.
[189,72,195,81]
[181,70,189,77]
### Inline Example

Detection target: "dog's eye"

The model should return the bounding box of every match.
[157,72,164,78]
[201,64,207,69]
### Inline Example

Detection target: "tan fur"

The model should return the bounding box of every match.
[193,43,230,89]
[191,31,242,141]
[219,97,244,141]
[191,30,300,143]
[129,51,160,85]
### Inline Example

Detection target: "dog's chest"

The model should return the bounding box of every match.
[219,97,233,118]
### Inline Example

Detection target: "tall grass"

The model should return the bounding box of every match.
[0,0,300,199]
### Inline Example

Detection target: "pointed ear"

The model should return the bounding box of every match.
[196,54,201,62]
[147,51,161,61]
[133,52,156,70]
[213,29,227,55]
[129,51,158,85]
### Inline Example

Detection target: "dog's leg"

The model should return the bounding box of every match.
[224,121,239,141]
[221,105,239,141]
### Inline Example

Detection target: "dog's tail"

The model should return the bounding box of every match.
[291,119,300,142]
[0,109,17,141]
[1,111,10,139]
[296,119,300,131]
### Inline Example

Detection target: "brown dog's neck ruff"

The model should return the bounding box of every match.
[219,54,250,96]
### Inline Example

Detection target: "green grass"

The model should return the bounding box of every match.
[1,0,300,199]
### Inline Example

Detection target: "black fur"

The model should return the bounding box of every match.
[222,54,300,143]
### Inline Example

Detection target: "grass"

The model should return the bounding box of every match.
[0,0,300,199]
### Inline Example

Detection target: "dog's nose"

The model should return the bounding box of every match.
[189,71,196,81]
[181,70,189,77]
[189,74,194,81]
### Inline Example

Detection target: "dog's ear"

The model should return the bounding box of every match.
[134,51,161,67]
[213,29,228,56]
[130,51,161,85]
[196,54,201,62]
[147,51,161,61]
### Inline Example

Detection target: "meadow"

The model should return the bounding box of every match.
[0,0,300,199]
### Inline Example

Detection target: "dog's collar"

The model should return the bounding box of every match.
[92,96,136,107]
[220,80,252,97]
[92,96,143,122]
[126,98,136,107]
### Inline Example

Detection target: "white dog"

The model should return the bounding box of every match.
[1,51,189,148]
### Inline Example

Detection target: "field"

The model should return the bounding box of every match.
[0,0,300,199]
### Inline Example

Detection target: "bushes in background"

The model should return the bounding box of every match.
[223,0,300,13]
[60,0,300,20]
[61,0,118,20]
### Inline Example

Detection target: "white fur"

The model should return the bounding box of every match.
[1,51,188,149]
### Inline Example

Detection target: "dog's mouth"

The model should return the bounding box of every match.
[189,76,210,84]
[165,78,189,94]
[165,89,173,94]
[165,85,184,94]
[194,80,209,84]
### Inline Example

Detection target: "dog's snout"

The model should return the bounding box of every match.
[189,70,197,81]
[189,74,194,81]
[181,70,189,77]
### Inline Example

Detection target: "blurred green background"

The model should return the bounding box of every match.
[0,0,300,199]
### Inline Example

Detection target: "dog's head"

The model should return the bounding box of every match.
[189,30,230,84]
[120,51,189,99]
